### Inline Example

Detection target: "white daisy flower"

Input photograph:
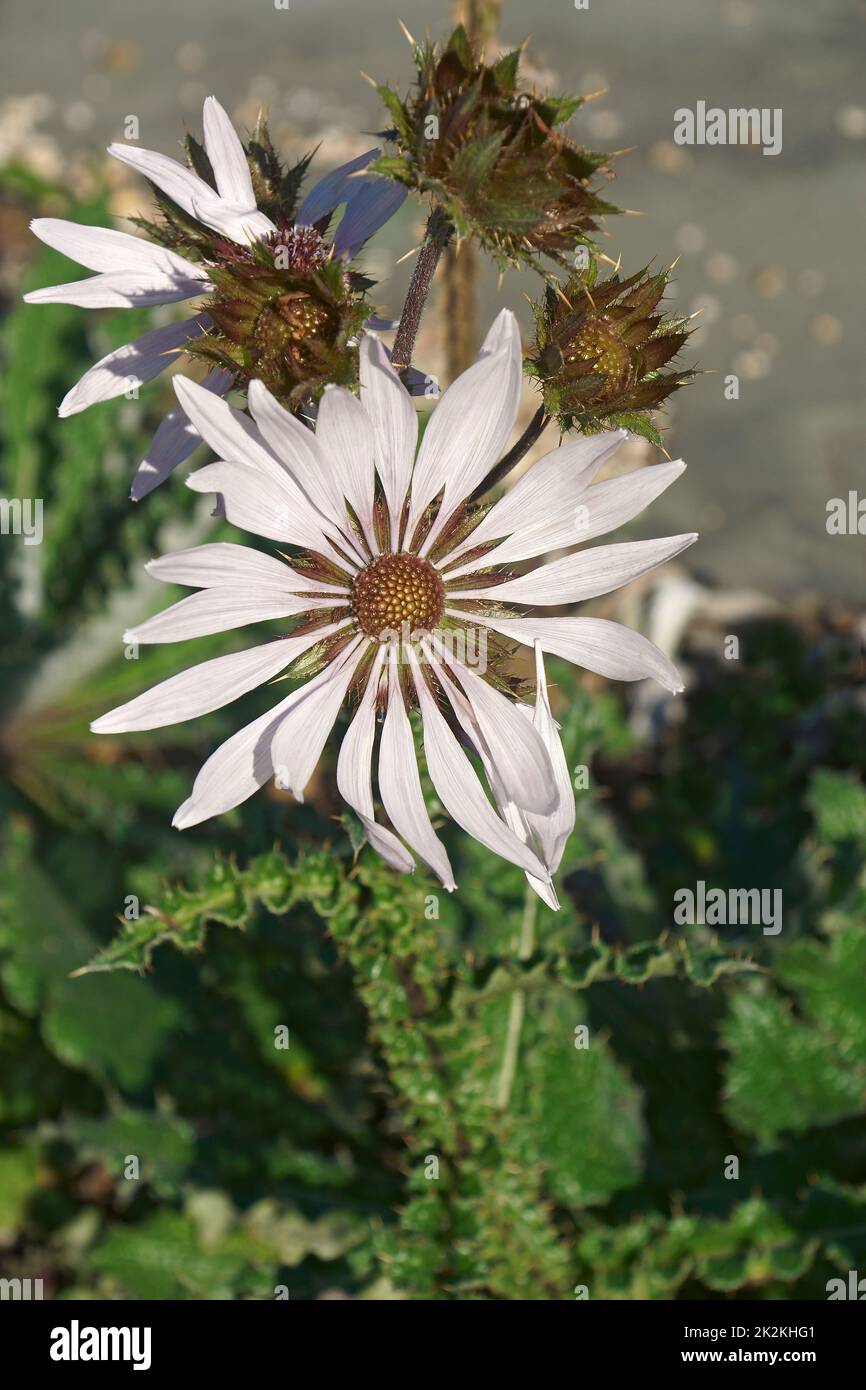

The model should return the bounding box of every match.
[91,310,695,908]
[24,96,407,500]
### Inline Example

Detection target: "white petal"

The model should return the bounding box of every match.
[523,643,575,874]
[123,586,342,644]
[246,379,346,527]
[202,96,256,209]
[130,368,232,501]
[58,315,207,417]
[186,460,341,555]
[24,268,205,308]
[358,335,417,544]
[91,628,343,733]
[336,650,415,874]
[314,386,378,553]
[440,430,625,568]
[409,649,550,880]
[269,640,367,800]
[378,659,455,889]
[108,141,220,216]
[449,460,688,575]
[173,688,298,828]
[429,648,557,815]
[451,612,684,693]
[145,541,348,594]
[451,534,698,604]
[28,218,207,279]
[409,309,522,549]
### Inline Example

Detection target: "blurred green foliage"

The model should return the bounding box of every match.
[1,173,864,1300]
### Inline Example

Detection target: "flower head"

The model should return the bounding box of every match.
[372,25,616,272]
[24,97,407,499]
[92,312,694,908]
[527,263,695,444]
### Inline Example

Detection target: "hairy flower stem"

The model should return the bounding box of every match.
[471,406,551,502]
[495,884,538,1111]
[391,207,454,375]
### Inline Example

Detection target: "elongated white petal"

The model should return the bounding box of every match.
[409,650,549,880]
[379,661,455,889]
[108,139,273,245]
[332,179,407,259]
[451,612,684,693]
[523,643,575,874]
[247,379,345,526]
[336,650,415,874]
[28,218,207,279]
[123,585,342,644]
[58,314,207,417]
[440,430,625,568]
[186,460,340,555]
[295,148,379,226]
[173,687,298,828]
[202,96,256,209]
[24,268,205,309]
[174,375,292,486]
[449,460,688,575]
[314,386,378,553]
[130,367,232,501]
[358,335,417,543]
[430,649,557,815]
[91,628,343,733]
[410,309,522,548]
[269,640,367,800]
[451,534,698,605]
[145,541,348,594]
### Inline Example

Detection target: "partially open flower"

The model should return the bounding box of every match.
[24,97,406,499]
[372,24,616,271]
[526,263,695,444]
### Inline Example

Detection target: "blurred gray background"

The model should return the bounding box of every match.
[2,0,864,600]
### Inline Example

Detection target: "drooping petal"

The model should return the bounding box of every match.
[130,368,233,501]
[91,626,345,733]
[378,658,455,890]
[24,268,205,309]
[410,309,522,550]
[145,541,348,594]
[269,639,368,801]
[58,314,207,417]
[123,585,343,645]
[523,643,575,875]
[439,430,625,568]
[358,335,417,543]
[336,649,415,874]
[428,646,557,815]
[408,649,550,881]
[450,612,684,693]
[450,534,698,605]
[295,148,379,226]
[314,386,378,553]
[332,179,407,259]
[202,96,256,209]
[172,687,298,828]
